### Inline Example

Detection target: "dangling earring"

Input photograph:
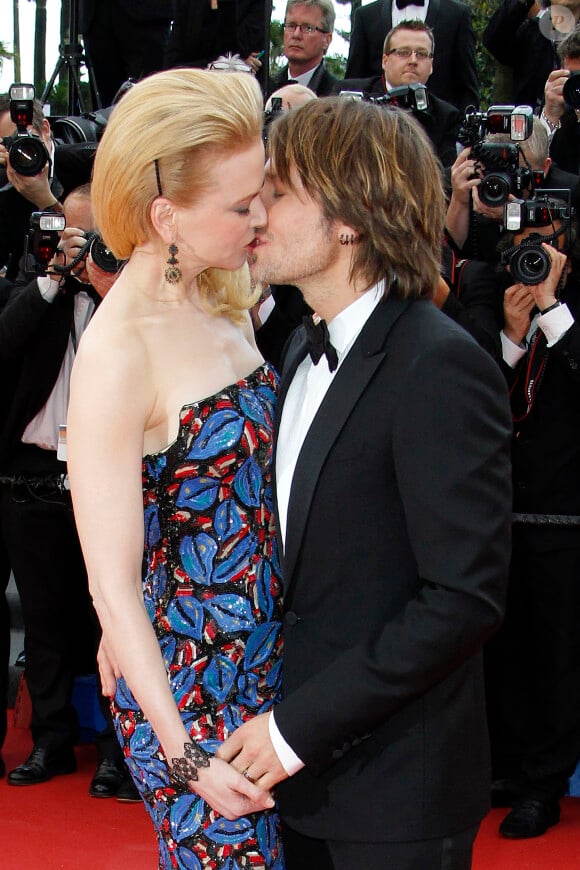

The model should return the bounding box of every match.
[164,243,182,284]
[339,233,356,246]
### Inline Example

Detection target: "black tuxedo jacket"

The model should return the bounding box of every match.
[345,0,479,112]
[506,271,580,546]
[269,61,338,97]
[0,280,78,466]
[334,76,460,167]
[549,113,580,178]
[483,0,558,111]
[272,295,512,840]
[79,0,171,30]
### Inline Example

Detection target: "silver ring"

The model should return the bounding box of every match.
[242,768,256,783]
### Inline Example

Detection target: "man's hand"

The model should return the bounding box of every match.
[526,243,568,312]
[503,284,535,346]
[544,68,569,125]
[450,147,481,205]
[245,52,263,75]
[216,712,289,792]
[4,155,58,210]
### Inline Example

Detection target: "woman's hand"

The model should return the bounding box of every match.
[190,756,275,819]
[97,635,121,697]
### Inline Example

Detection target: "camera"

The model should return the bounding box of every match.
[563,71,580,110]
[373,83,429,113]
[0,84,50,190]
[263,97,283,144]
[459,105,535,207]
[501,191,572,285]
[27,211,66,273]
[84,232,123,274]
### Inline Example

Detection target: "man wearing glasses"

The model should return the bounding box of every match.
[346,0,479,113]
[269,0,338,96]
[336,21,461,168]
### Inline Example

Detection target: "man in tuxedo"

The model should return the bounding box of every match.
[79,1,173,106]
[269,0,338,97]
[336,20,460,167]
[217,97,512,869]
[345,0,478,112]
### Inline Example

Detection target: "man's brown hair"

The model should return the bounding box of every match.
[268,97,446,299]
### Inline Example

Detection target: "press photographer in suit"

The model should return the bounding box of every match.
[345,0,478,112]
[217,97,512,869]
[336,20,460,168]
[269,0,338,97]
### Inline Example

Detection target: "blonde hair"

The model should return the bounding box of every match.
[268,97,446,299]
[92,68,264,319]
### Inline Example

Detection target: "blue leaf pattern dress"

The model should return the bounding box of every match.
[111,362,285,869]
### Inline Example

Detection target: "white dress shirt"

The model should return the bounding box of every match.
[269,282,384,774]
[501,301,574,368]
[392,0,429,28]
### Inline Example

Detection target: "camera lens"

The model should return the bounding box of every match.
[9,135,48,177]
[563,72,580,110]
[89,236,122,273]
[510,244,551,285]
[480,171,512,207]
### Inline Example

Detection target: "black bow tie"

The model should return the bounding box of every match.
[63,276,101,305]
[303,315,338,372]
[395,0,425,9]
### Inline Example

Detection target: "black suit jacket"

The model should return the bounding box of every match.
[79,0,171,30]
[483,0,559,112]
[273,295,512,840]
[165,0,270,70]
[0,280,78,466]
[549,112,580,178]
[335,76,460,167]
[269,61,338,97]
[345,0,479,112]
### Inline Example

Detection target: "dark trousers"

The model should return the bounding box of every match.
[82,1,170,106]
[485,525,580,801]
[0,530,11,753]
[0,448,96,752]
[282,821,479,870]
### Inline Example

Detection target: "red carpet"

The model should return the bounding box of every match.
[1,713,579,869]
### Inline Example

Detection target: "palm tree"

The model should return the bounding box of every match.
[34,0,47,93]
[12,0,20,80]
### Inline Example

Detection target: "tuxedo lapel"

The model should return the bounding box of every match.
[383,0,393,35]
[279,295,413,597]
[425,0,440,29]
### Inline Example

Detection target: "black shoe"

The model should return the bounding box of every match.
[89,758,126,798]
[499,798,560,839]
[7,745,76,786]
[116,770,141,803]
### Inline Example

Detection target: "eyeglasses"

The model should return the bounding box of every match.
[283,22,329,35]
[386,48,433,60]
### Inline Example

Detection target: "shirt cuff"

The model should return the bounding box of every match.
[537,302,574,347]
[268,711,305,776]
[501,330,527,367]
[37,275,61,302]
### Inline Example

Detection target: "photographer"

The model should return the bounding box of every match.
[0,93,63,298]
[0,184,135,801]
[336,20,460,168]
[484,203,580,838]
[541,29,580,174]
[446,116,580,262]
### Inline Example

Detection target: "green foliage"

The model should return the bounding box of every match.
[463,0,502,108]
[45,79,92,115]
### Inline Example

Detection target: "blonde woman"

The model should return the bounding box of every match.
[67,69,284,869]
